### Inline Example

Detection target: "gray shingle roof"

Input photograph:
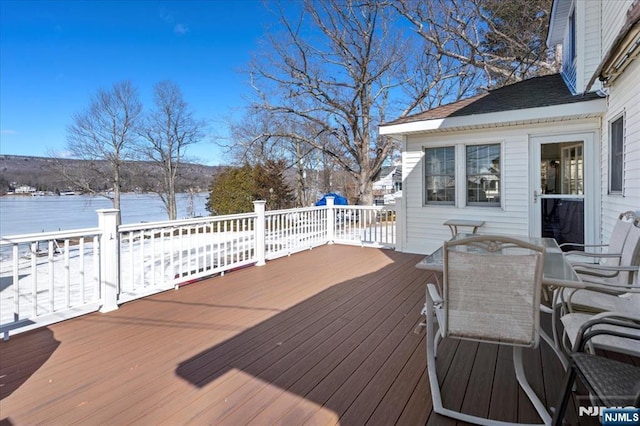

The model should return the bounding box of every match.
[383,74,602,126]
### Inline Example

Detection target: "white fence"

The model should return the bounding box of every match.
[0,226,103,338]
[0,197,397,338]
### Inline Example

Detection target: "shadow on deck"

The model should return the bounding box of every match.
[0,245,608,424]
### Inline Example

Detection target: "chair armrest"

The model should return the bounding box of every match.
[577,264,640,273]
[427,283,443,306]
[559,243,608,249]
[574,312,640,352]
[580,275,640,292]
[566,251,622,259]
[573,263,638,280]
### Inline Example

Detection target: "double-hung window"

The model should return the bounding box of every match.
[424,143,501,207]
[610,115,624,194]
[425,147,455,204]
[466,144,501,206]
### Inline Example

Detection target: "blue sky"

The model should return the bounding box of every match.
[0,0,275,166]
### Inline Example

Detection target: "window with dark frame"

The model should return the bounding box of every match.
[425,147,455,205]
[610,115,624,194]
[466,144,501,206]
[569,9,576,59]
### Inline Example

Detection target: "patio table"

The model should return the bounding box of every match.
[416,234,584,289]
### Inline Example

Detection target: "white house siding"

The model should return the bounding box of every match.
[601,0,634,56]
[400,120,599,255]
[373,169,396,191]
[600,58,640,242]
[581,0,601,93]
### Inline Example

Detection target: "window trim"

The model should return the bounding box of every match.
[422,141,503,209]
[424,146,456,206]
[609,112,625,195]
[465,143,502,207]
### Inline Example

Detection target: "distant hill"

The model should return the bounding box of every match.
[0,155,224,195]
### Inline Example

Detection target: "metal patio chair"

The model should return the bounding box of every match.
[571,215,640,286]
[560,210,636,270]
[552,313,640,425]
[552,216,640,350]
[425,235,551,425]
[560,269,640,356]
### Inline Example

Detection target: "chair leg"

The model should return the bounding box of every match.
[513,346,552,425]
[540,329,568,370]
[551,365,577,425]
[425,291,552,425]
[433,327,442,358]
[551,289,561,350]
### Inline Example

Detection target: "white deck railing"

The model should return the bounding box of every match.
[0,227,103,337]
[0,197,398,338]
[117,212,258,303]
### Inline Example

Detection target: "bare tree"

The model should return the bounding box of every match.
[227,107,324,206]
[228,0,484,205]
[138,81,206,220]
[241,0,433,205]
[232,0,552,204]
[64,81,142,221]
[393,0,558,89]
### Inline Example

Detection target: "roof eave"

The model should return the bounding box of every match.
[379,98,606,137]
[547,0,572,47]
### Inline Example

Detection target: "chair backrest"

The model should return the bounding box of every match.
[612,217,640,286]
[442,235,545,348]
[602,211,637,267]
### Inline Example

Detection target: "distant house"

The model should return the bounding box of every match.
[14,185,36,194]
[372,165,402,204]
[380,0,640,254]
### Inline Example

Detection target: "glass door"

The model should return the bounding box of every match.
[537,141,585,251]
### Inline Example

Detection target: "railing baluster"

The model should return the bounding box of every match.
[79,238,85,303]
[48,243,54,314]
[30,243,37,316]
[62,240,70,308]
[94,236,100,300]
[139,230,145,290]
[14,244,20,321]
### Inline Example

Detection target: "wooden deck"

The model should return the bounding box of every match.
[0,244,611,425]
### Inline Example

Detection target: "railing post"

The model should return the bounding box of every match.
[254,200,266,266]
[97,209,120,312]
[326,196,335,244]
[394,195,404,252]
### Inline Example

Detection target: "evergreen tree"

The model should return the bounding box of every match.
[206,161,295,215]
[206,165,255,215]
[254,160,295,211]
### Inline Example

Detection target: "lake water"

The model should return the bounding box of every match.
[0,193,210,236]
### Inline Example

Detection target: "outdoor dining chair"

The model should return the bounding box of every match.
[425,235,551,425]
[551,216,640,350]
[552,313,640,425]
[560,269,640,356]
[572,214,640,285]
[560,210,636,268]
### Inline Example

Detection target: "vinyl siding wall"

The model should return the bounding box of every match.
[601,0,635,56]
[400,119,600,255]
[600,58,640,242]
[581,0,602,93]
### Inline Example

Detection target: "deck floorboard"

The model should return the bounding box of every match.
[0,244,625,425]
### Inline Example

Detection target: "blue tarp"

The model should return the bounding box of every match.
[315,193,348,206]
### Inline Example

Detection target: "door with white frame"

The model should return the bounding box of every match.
[530,133,597,251]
